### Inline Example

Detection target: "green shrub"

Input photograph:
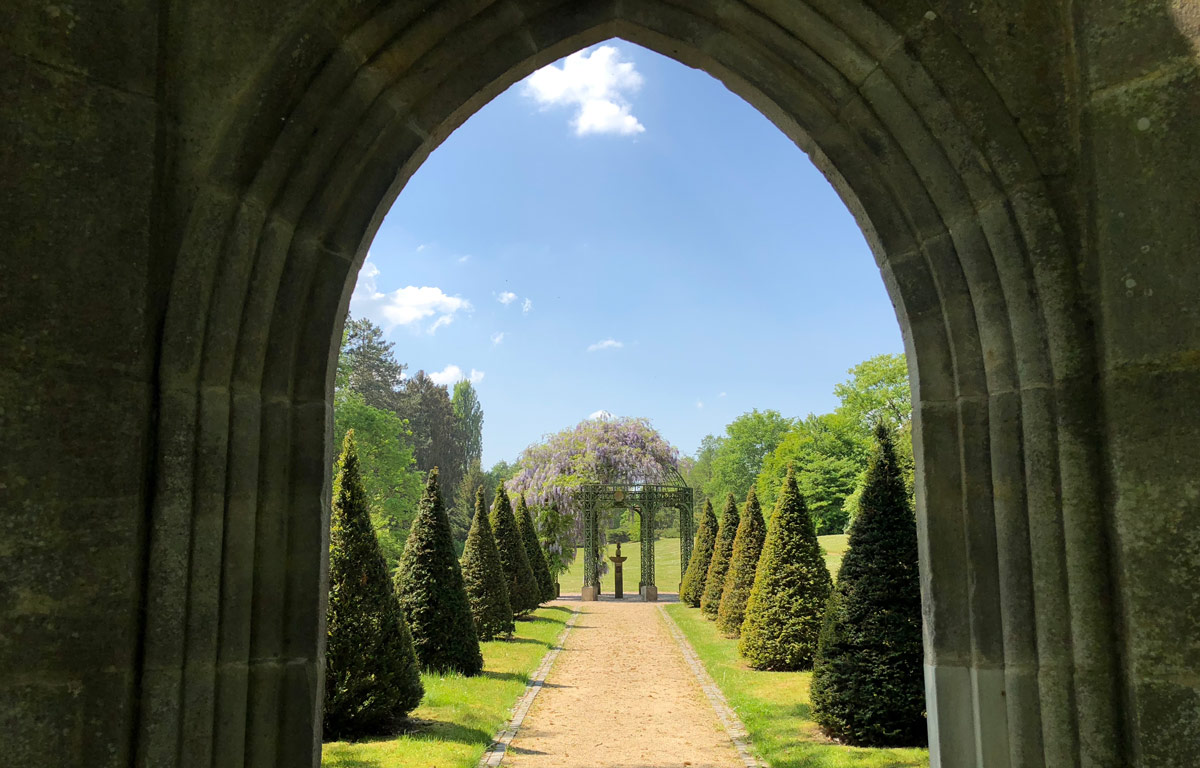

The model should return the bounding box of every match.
[716,486,766,637]
[811,426,925,747]
[489,486,541,616]
[515,493,557,602]
[324,431,423,739]
[395,468,483,676]
[460,486,514,640]
[700,494,739,619]
[738,465,833,669]
[680,499,718,607]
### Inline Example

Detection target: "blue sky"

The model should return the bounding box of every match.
[351,41,903,467]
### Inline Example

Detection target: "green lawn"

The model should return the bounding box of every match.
[322,605,572,768]
[664,604,929,768]
[557,535,850,594]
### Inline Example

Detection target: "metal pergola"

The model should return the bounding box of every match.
[575,465,694,600]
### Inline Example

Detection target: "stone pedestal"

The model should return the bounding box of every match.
[609,554,628,599]
[640,585,658,602]
[581,585,598,601]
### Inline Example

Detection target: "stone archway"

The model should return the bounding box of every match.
[4,2,1199,768]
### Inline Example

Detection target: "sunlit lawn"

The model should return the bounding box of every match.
[322,606,571,768]
[664,604,929,768]
[558,535,850,594]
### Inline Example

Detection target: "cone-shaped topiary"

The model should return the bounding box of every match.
[325,431,423,740]
[700,494,740,619]
[738,465,833,669]
[395,468,483,676]
[716,486,767,637]
[811,425,925,747]
[515,493,556,603]
[489,485,541,616]
[680,499,718,607]
[460,486,514,640]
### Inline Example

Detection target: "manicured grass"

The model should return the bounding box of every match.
[557,535,850,594]
[819,533,849,579]
[322,605,571,768]
[664,604,929,768]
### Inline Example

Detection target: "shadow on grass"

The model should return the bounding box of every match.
[405,720,494,746]
[503,636,552,646]
[322,756,385,768]
[482,670,530,683]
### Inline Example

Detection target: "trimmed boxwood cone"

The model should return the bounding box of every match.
[395,468,483,676]
[515,493,557,603]
[489,486,541,616]
[738,464,833,669]
[716,486,767,637]
[700,494,739,619]
[811,426,926,747]
[460,486,514,640]
[680,499,718,607]
[324,431,423,740]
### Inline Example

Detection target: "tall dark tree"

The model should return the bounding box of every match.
[489,486,541,616]
[452,380,484,468]
[716,486,767,637]
[396,371,467,508]
[338,316,406,410]
[394,468,483,676]
[700,494,740,619]
[680,499,718,607]
[811,426,925,747]
[739,465,833,669]
[324,431,423,739]
[515,493,556,602]
[460,486,514,640]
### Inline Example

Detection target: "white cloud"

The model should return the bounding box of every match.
[522,298,533,314]
[457,254,470,263]
[350,258,472,333]
[719,392,727,398]
[429,365,485,386]
[587,338,624,352]
[589,409,615,420]
[523,45,645,136]
[696,400,705,410]
[497,291,518,305]
[416,244,428,252]
[491,332,505,345]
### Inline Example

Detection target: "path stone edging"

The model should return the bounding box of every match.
[658,605,768,768]
[477,606,581,768]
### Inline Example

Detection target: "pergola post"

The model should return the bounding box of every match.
[582,500,599,601]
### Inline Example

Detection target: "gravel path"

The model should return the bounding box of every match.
[500,599,748,768]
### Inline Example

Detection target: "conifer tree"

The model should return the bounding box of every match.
[489,485,541,616]
[700,494,739,619]
[739,465,833,669]
[680,499,718,607]
[515,493,556,602]
[325,431,423,739]
[716,486,767,637]
[395,468,483,676]
[811,426,925,746]
[460,486,514,640]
